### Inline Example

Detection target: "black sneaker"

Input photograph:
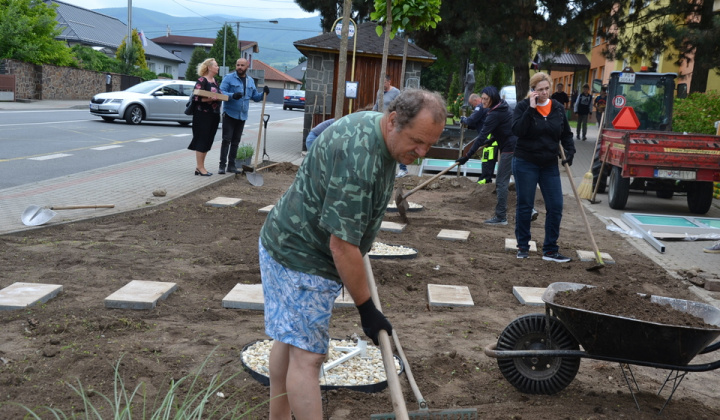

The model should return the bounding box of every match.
[218,167,226,175]
[542,251,571,263]
[531,209,539,221]
[484,216,508,225]
[517,249,529,259]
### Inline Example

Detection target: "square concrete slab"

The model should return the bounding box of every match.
[258,205,274,214]
[380,221,406,233]
[104,280,177,310]
[504,238,537,252]
[576,250,615,264]
[205,197,242,207]
[427,284,474,307]
[437,229,470,242]
[512,286,546,306]
[223,284,264,310]
[0,282,63,310]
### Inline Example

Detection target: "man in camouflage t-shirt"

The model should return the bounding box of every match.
[258,88,446,419]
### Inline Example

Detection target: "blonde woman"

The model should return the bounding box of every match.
[511,72,575,262]
[187,58,222,176]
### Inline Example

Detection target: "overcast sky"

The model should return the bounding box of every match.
[58,0,320,20]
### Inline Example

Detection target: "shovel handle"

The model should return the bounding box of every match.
[402,162,460,200]
[49,205,115,210]
[255,162,283,173]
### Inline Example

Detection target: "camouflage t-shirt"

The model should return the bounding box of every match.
[259,111,396,283]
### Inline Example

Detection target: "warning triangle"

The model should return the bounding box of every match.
[612,106,640,130]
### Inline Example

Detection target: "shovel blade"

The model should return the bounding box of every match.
[21,205,57,226]
[247,172,264,187]
[394,187,409,224]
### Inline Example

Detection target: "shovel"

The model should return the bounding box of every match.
[246,162,284,187]
[242,90,268,175]
[21,204,115,226]
[395,162,460,224]
[559,146,604,271]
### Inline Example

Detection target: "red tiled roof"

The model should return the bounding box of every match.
[252,60,302,84]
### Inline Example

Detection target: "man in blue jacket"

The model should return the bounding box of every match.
[219,58,269,174]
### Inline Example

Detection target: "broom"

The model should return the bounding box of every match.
[576,113,605,200]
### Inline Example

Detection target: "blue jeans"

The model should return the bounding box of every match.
[512,156,564,253]
[494,152,513,219]
[399,163,407,171]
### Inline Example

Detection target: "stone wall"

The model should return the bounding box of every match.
[1,59,124,100]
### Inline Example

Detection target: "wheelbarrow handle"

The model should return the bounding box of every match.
[49,205,115,210]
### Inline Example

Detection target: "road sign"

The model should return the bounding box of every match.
[612,95,626,108]
[613,106,640,130]
[335,21,356,39]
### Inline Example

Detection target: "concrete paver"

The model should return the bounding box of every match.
[0,282,63,310]
[427,284,474,307]
[104,280,178,310]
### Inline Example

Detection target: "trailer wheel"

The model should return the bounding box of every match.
[687,181,713,214]
[496,314,580,395]
[608,166,629,210]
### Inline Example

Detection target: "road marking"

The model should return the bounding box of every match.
[0,119,89,127]
[136,138,162,143]
[28,153,73,161]
[171,134,191,137]
[92,145,124,151]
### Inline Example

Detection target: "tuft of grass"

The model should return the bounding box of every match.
[4,347,270,419]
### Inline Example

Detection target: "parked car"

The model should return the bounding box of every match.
[500,85,517,111]
[89,79,196,125]
[283,89,305,111]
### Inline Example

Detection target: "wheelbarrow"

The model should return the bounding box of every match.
[484,282,720,413]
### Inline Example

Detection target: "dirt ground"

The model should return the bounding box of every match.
[2,164,720,419]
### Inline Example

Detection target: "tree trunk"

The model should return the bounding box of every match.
[400,35,408,89]
[378,1,392,112]
[334,0,352,119]
[514,56,530,103]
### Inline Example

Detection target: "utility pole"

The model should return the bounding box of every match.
[126,0,132,65]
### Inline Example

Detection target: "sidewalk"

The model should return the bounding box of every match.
[1,101,718,294]
[0,100,305,236]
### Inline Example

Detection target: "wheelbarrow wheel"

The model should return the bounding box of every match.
[496,313,580,395]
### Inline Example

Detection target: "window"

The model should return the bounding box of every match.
[595,18,604,46]
[160,84,182,96]
[148,62,156,72]
[164,65,172,75]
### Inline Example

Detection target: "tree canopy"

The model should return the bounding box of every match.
[185,46,209,81]
[603,0,720,93]
[0,0,75,66]
[208,24,239,73]
[295,0,373,32]
[116,28,148,71]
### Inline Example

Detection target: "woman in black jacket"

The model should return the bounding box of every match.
[457,86,517,225]
[511,72,575,262]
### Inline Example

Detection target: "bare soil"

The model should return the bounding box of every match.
[2,165,720,419]
[553,284,718,329]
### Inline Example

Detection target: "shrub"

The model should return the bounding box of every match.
[236,144,255,160]
[673,91,720,135]
[157,72,172,79]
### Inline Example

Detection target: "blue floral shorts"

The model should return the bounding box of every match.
[259,238,342,354]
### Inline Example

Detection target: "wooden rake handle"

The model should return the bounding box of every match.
[402,162,460,200]
[363,255,409,420]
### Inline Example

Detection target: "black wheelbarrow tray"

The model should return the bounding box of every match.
[484,282,720,409]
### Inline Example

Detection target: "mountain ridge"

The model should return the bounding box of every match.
[95,7,322,69]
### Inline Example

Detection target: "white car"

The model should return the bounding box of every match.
[500,85,517,111]
[89,79,196,125]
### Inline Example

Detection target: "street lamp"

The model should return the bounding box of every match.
[222,20,279,75]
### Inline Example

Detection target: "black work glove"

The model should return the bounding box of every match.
[263,85,270,95]
[357,298,392,345]
[561,150,574,166]
[456,155,470,165]
[232,92,243,100]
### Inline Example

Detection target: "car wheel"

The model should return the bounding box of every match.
[608,165,629,210]
[179,122,190,126]
[687,181,713,214]
[283,106,287,110]
[101,117,114,123]
[124,105,143,125]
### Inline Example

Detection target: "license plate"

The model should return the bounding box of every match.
[654,169,696,180]
[90,104,99,110]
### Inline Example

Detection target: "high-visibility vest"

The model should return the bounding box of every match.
[482,140,498,162]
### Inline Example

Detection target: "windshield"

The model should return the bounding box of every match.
[125,81,164,94]
[607,73,675,131]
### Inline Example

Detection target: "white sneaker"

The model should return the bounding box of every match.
[531,209,539,221]
[396,170,408,178]
[704,241,720,254]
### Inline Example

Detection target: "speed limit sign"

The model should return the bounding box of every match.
[613,95,626,108]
